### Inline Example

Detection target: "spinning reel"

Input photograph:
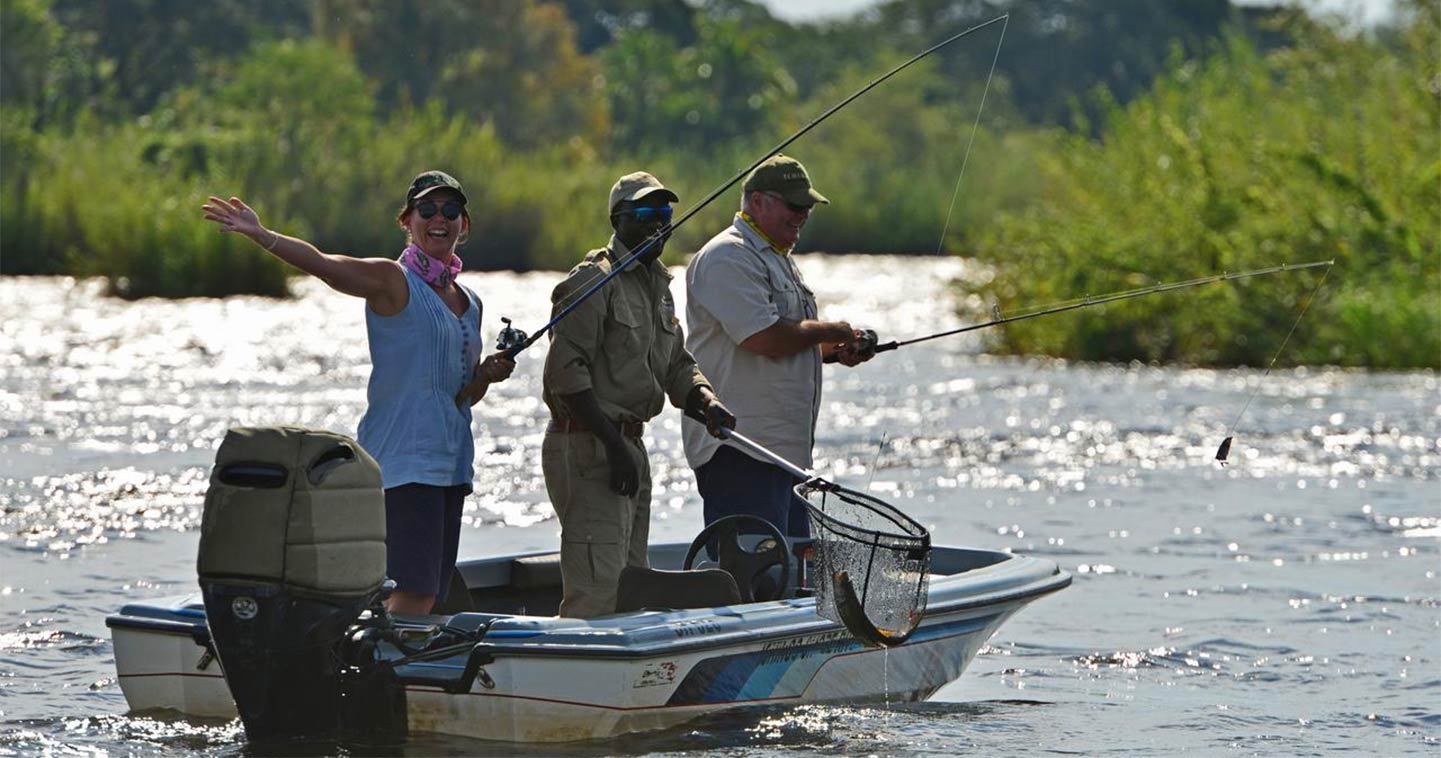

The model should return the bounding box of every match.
[823,328,878,364]
[496,317,529,354]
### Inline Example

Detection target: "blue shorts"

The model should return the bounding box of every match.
[695,445,811,538]
[384,483,467,600]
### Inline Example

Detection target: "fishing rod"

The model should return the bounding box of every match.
[865,259,1335,355]
[456,15,1011,403]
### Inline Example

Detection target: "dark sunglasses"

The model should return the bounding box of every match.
[415,199,464,221]
[620,205,673,224]
[764,191,813,214]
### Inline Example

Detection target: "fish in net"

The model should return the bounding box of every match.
[800,482,931,647]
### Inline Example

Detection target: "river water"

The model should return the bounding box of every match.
[1,256,1436,755]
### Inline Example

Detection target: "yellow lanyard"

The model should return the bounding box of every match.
[738,212,789,254]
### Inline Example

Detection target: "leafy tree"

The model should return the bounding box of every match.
[325,0,609,150]
[0,0,62,111]
[558,0,697,52]
[974,8,1439,368]
[863,0,1244,128]
[44,0,308,119]
[601,0,794,149]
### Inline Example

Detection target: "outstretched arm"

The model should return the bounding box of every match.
[202,196,406,314]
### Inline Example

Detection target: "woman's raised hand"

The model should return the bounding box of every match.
[202,196,265,240]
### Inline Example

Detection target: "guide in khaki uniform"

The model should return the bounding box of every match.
[542,172,736,619]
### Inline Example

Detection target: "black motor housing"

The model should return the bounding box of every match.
[196,427,399,746]
[200,583,378,741]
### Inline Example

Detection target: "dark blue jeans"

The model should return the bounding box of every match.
[695,445,811,538]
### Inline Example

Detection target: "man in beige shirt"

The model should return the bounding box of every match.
[683,155,873,539]
[542,172,735,618]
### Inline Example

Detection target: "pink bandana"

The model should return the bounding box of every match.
[398,243,462,289]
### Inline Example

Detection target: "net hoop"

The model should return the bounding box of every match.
[798,481,931,647]
[800,483,931,552]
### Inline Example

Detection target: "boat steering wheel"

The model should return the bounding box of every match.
[683,515,791,603]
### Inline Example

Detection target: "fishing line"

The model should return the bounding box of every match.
[865,431,889,492]
[936,16,1008,255]
[1214,262,1335,465]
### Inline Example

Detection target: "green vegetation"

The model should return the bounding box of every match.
[1,0,1434,367]
[975,8,1439,368]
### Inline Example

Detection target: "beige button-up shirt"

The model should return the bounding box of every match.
[682,215,822,469]
[543,236,710,424]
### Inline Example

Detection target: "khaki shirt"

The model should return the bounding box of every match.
[543,236,710,424]
[682,215,821,469]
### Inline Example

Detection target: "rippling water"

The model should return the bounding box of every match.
[1,256,1437,755]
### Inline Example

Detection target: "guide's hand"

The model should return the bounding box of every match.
[604,438,641,497]
[684,386,736,439]
[701,397,736,439]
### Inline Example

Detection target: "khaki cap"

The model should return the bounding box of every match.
[608,172,680,216]
[742,154,828,206]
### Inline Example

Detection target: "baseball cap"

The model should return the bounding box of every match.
[608,172,679,216]
[405,170,468,207]
[742,155,828,206]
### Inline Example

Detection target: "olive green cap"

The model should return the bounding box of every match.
[742,154,828,206]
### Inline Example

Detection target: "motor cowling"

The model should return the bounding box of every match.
[196,427,403,746]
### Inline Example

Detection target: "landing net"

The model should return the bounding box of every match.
[800,483,930,644]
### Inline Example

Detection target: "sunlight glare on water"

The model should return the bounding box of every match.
[0,257,1436,755]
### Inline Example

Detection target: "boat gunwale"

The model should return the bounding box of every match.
[106,551,1070,660]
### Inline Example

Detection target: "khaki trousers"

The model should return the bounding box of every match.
[541,430,650,618]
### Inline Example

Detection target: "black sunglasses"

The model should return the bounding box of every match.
[763,191,813,214]
[416,199,464,221]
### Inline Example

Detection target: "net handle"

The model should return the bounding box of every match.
[702,420,822,485]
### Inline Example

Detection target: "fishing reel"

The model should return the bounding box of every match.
[854,328,879,357]
[825,328,879,363]
[496,317,528,354]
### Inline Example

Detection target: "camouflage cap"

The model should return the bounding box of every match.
[742,154,828,206]
[608,171,679,216]
[405,170,468,207]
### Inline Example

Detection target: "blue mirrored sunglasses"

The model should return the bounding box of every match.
[625,205,673,224]
[416,199,464,220]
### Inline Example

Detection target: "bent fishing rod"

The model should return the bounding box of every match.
[477,15,1010,364]
[864,259,1335,355]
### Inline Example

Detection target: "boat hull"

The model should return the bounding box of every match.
[107,545,1067,742]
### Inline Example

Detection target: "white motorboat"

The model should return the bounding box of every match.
[107,541,1069,743]
[105,426,1069,745]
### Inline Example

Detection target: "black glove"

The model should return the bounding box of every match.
[685,386,736,439]
[604,437,641,497]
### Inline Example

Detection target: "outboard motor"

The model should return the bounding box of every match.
[196,427,403,745]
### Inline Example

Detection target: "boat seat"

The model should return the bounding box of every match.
[510,553,563,590]
[614,566,742,613]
